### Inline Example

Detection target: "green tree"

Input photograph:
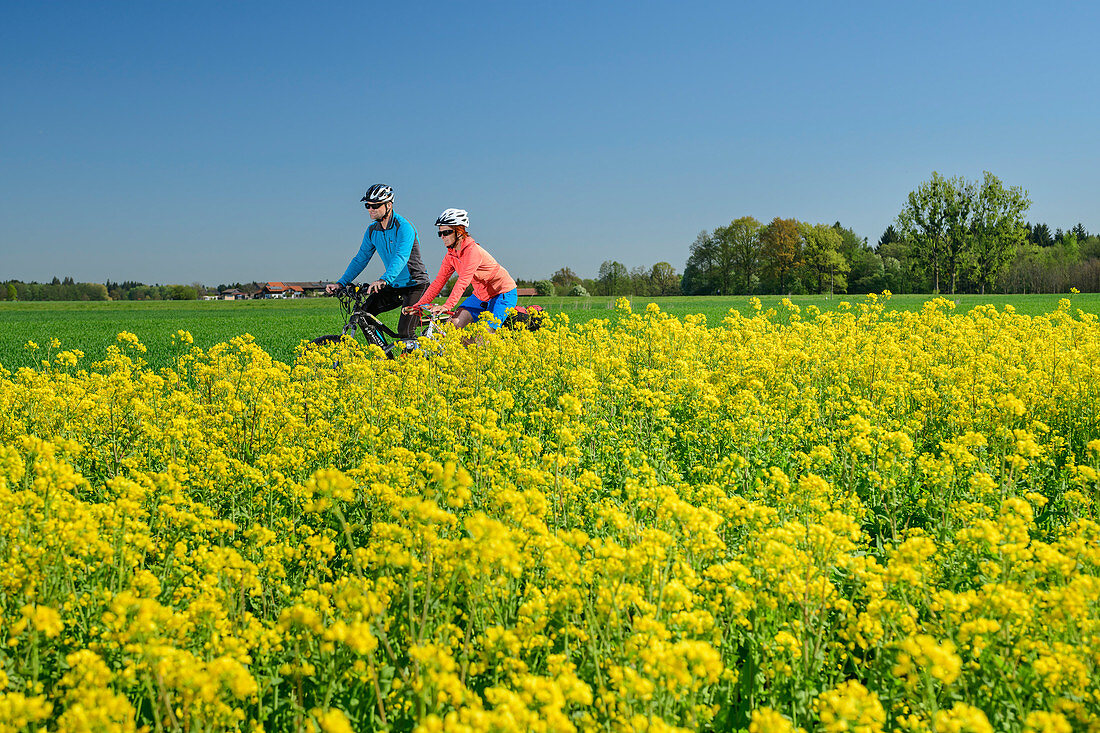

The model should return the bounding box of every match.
[534,280,555,296]
[682,231,719,295]
[965,172,1031,294]
[760,218,802,294]
[1081,235,1100,260]
[597,260,627,296]
[78,283,110,300]
[878,225,902,248]
[877,238,927,293]
[1029,222,1053,247]
[627,266,652,296]
[896,172,971,294]
[834,223,883,293]
[5,283,17,301]
[717,216,762,294]
[707,221,749,295]
[800,223,849,294]
[649,262,680,295]
[1060,233,1080,261]
[945,178,976,294]
[551,267,581,290]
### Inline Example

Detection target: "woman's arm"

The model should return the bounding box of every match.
[414,257,455,306]
[442,243,481,309]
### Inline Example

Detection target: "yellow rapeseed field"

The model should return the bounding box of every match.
[1,294,1098,732]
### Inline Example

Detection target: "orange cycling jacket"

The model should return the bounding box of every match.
[415,236,517,310]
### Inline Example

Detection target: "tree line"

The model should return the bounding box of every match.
[516,263,684,298]
[2,278,202,302]
[524,171,1096,297]
[676,171,1099,296]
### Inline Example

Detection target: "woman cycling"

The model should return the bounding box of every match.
[405,209,518,330]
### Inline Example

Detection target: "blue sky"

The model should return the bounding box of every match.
[2,1,1098,285]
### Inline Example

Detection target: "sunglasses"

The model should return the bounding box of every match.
[437,230,455,238]
[364,202,387,210]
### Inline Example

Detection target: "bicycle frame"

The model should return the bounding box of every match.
[316,285,451,358]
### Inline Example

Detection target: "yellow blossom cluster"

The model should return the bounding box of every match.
[1,295,1099,731]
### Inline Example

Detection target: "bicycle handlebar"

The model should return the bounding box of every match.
[408,304,453,319]
[326,283,357,297]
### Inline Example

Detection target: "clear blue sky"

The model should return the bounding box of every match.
[2,1,1098,285]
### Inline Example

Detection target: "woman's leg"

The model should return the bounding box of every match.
[450,308,476,328]
[485,289,518,330]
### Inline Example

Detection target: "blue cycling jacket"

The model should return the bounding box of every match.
[338,213,428,287]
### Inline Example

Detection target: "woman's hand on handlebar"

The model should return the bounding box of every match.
[403,304,449,317]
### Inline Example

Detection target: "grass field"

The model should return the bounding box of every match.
[1,292,1097,369]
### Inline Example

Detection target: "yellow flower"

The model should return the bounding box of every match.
[749,707,803,733]
[893,635,962,687]
[815,680,886,733]
[931,702,993,733]
[311,708,355,733]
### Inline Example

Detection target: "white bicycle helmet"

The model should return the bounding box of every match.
[435,208,470,227]
[361,184,394,204]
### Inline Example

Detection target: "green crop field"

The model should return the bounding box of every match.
[1,292,1097,370]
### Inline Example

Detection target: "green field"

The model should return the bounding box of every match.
[1,293,1097,370]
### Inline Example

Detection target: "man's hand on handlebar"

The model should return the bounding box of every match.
[325,283,341,295]
[366,280,386,295]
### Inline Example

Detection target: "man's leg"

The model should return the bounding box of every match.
[361,289,399,318]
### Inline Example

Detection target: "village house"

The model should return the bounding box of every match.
[256,282,327,298]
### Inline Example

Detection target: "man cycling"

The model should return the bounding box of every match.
[326,184,429,339]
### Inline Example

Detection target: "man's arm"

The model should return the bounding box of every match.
[337,231,377,285]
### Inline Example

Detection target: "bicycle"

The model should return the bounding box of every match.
[311,285,451,359]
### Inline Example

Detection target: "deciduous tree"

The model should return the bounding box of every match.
[649,262,680,295]
[896,172,971,294]
[965,172,1030,294]
[800,223,848,294]
[597,260,628,296]
[760,218,802,294]
[682,231,719,295]
[628,265,652,296]
[716,216,762,294]
[551,267,581,289]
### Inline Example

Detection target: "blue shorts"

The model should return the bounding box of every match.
[459,289,518,330]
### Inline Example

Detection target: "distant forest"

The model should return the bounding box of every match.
[1,278,206,302]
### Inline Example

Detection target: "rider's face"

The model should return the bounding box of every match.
[366,201,390,221]
[438,227,458,248]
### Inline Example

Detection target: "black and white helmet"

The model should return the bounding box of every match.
[435,208,470,227]
[360,184,394,204]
